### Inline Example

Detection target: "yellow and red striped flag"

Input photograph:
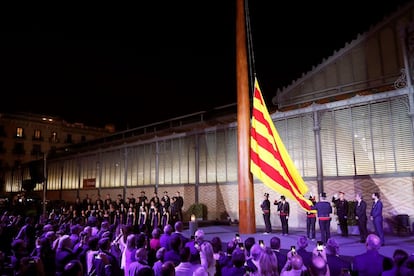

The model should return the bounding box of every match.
[250,77,312,211]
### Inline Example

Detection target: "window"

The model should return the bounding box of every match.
[12,142,25,155]
[31,144,42,157]
[33,129,42,141]
[0,125,6,137]
[0,141,5,154]
[66,134,72,143]
[16,127,24,138]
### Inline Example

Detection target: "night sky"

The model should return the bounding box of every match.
[1,1,412,130]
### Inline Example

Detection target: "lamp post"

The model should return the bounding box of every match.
[42,152,47,218]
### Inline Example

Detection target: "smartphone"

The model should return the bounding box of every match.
[259,240,265,248]
[290,245,296,253]
[317,241,324,251]
[191,235,195,241]
[238,242,245,250]
[235,233,240,241]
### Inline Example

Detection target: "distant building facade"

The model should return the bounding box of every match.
[0,112,114,191]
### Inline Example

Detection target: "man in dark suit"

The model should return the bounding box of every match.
[352,233,391,275]
[355,193,368,243]
[332,191,349,237]
[275,195,290,235]
[370,192,385,245]
[261,193,271,234]
[270,236,287,274]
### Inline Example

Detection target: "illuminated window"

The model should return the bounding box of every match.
[33,129,42,140]
[16,127,24,138]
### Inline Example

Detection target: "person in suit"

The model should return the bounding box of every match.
[260,193,271,234]
[332,191,349,237]
[352,233,391,275]
[355,193,368,243]
[370,192,385,245]
[269,236,287,274]
[275,195,290,235]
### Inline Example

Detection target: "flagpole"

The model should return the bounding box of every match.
[236,0,256,234]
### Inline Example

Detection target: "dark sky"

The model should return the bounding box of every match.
[1,1,412,130]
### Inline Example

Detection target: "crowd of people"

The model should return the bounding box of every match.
[0,190,410,275]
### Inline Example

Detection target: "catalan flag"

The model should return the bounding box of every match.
[250,77,312,211]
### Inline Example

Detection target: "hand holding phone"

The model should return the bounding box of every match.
[259,240,265,248]
[317,241,324,251]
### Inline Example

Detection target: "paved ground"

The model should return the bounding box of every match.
[182,224,414,259]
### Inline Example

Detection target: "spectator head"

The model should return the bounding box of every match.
[156,247,166,261]
[58,235,73,251]
[250,244,263,261]
[231,248,246,268]
[135,247,148,263]
[163,224,173,235]
[88,236,99,251]
[210,236,222,253]
[297,236,308,249]
[62,259,83,276]
[270,236,281,250]
[309,255,328,275]
[45,231,56,242]
[325,238,339,255]
[257,247,279,275]
[98,237,111,251]
[43,224,54,232]
[290,254,304,270]
[174,221,184,232]
[126,234,137,250]
[195,229,205,242]
[152,228,161,239]
[161,261,175,276]
[366,234,381,251]
[244,237,256,255]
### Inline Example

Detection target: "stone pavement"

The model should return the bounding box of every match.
[183,224,414,259]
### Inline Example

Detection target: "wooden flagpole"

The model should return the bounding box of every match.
[236,0,256,234]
